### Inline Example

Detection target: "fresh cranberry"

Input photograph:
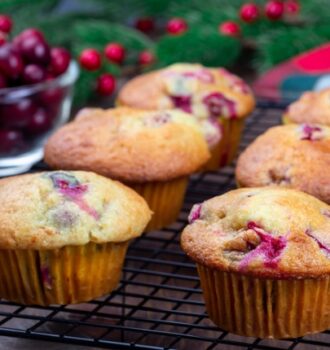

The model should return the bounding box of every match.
[0,15,12,34]
[0,129,24,154]
[79,48,101,71]
[166,18,188,35]
[219,21,241,37]
[240,3,260,22]
[18,35,50,66]
[38,87,63,105]
[285,0,300,14]
[96,73,116,96]
[265,0,285,20]
[22,64,46,85]
[1,98,37,128]
[138,50,155,65]
[135,17,155,33]
[50,47,70,76]
[0,32,6,46]
[0,43,23,79]
[0,72,6,88]
[26,107,52,134]
[104,42,125,64]
[15,28,45,44]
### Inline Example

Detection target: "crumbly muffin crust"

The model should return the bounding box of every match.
[284,88,330,125]
[236,124,330,203]
[45,107,210,183]
[117,63,255,120]
[181,187,330,278]
[0,171,151,249]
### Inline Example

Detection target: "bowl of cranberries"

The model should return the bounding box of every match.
[0,27,79,176]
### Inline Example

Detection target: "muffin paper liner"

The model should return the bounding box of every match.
[204,118,246,171]
[0,241,129,306]
[131,176,188,231]
[197,263,330,338]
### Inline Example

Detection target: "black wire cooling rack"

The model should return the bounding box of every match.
[1,101,330,350]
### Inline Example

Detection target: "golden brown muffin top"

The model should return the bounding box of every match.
[44,107,210,183]
[0,171,151,249]
[181,187,330,279]
[236,124,330,204]
[284,88,330,125]
[117,63,255,120]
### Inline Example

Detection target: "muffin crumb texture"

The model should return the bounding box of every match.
[181,187,330,278]
[0,171,151,249]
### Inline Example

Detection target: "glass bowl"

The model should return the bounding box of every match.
[0,61,79,176]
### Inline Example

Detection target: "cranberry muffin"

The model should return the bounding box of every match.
[236,124,330,204]
[44,107,210,231]
[283,88,330,125]
[0,171,151,305]
[181,187,330,338]
[117,63,255,170]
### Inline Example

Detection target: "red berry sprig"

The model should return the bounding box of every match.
[139,50,155,65]
[79,48,101,71]
[240,3,260,22]
[97,73,116,96]
[104,42,125,64]
[0,15,12,34]
[265,0,284,20]
[166,18,188,35]
[135,17,155,33]
[219,21,240,37]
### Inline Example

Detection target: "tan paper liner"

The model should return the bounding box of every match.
[197,263,330,338]
[0,241,129,306]
[130,176,188,231]
[204,118,245,171]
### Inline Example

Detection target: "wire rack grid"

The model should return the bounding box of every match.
[0,101,329,350]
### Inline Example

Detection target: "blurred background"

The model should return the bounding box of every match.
[2,0,330,107]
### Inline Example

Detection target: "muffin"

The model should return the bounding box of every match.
[181,187,330,338]
[283,88,330,125]
[117,63,255,170]
[44,107,210,231]
[236,124,330,203]
[0,171,151,306]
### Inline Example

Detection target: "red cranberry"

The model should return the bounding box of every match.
[104,43,125,64]
[0,43,23,79]
[240,3,260,22]
[265,0,284,20]
[0,72,6,88]
[1,98,37,128]
[14,28,45,46]
[166,18,188,35]
[0,129,24,154]
[22,64,46,85]
[79,48,101,71]
[38,87,63,106]
[96,74,116,96]
[26,107,52,134]
[0,15,12,34]
[18,35,50,66]
[0,32,7,46]
[135,17,155,33]
[219,21,241,37]
[50,47,70,76]
[285,0,300,14]
[138,50,155,65]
